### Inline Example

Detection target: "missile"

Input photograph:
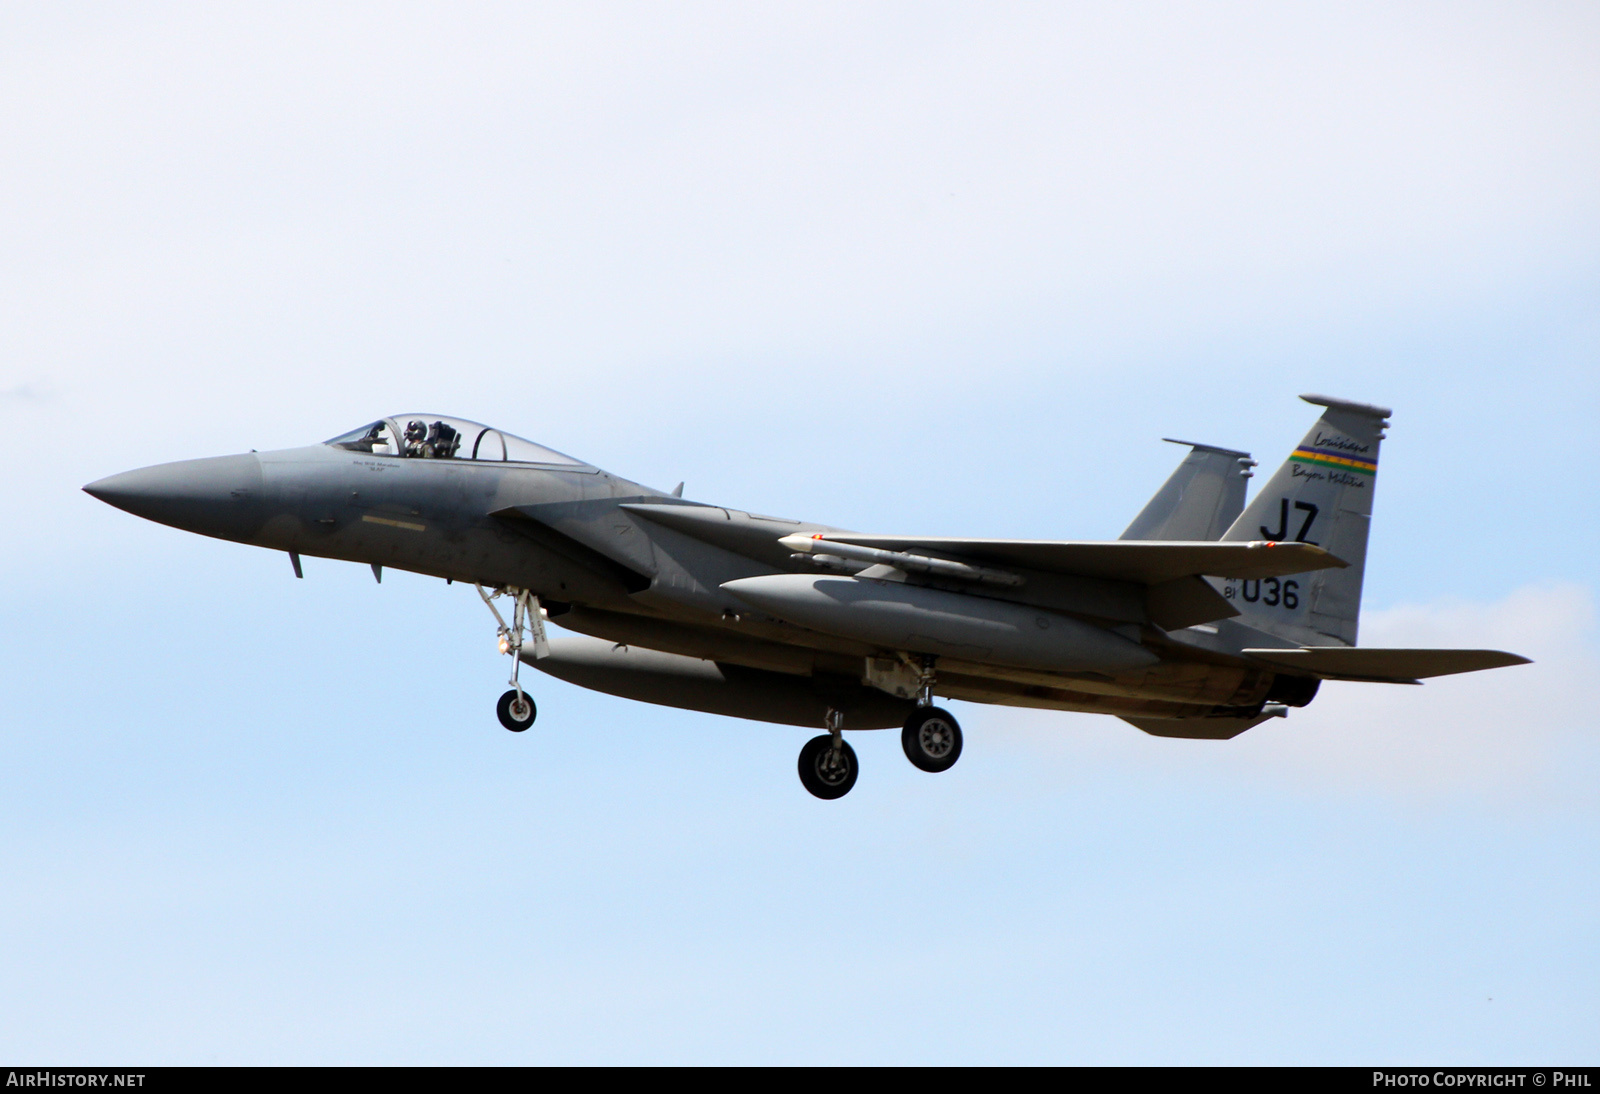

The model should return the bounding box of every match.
[722,573,1158,674]
[779,533,1023,587]
[790,552,863,575]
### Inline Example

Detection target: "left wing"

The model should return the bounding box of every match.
[622,504,1343,583]
[813,535,1345,584]
[623,503,1346,630]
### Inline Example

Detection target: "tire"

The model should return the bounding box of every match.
[497,689,537,732]
[797,734,858,800]
[902,707,962,772]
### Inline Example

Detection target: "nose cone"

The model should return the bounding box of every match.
[85,453,267,542]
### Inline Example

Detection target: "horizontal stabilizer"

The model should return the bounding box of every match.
[815,536,1345,584]
[1243,647,1531,683]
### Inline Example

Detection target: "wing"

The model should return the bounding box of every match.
[1242,647,1532,683]
[622,504,1343,583]
[814,535,1345,583]
[622,503,1346,630]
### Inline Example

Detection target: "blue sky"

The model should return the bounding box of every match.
[2,2,1596,1063]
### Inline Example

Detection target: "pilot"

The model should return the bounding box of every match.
[404,420,428,457]
[426,420,460,459]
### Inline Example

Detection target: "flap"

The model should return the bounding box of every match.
[1243,647,1531,683]
[816,536,1345,584]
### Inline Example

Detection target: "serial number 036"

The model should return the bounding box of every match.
[1224,577,1300,609]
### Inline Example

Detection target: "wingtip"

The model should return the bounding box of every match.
[1309,544,1351,569]
[1249,541,1350,568]
[1287,542,1349,568]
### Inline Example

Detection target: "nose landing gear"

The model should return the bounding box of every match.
[477,583,549,733]
[497,689,537,732]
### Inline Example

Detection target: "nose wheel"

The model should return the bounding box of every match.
[478,583,550,734]
[902,707,962,772]
[497,689,537,732]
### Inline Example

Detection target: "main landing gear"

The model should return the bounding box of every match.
[795,659,965,799]
[902,707,962,772]
[798,708,858,800]
[478,583,549,733]
[899,654,963,773]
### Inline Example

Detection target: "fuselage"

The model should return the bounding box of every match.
[81,399,1528,795]
[84,426,1311,732]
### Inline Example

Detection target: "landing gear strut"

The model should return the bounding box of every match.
[798,707,858,799]
[899,654,962,772]
[478,583,549,733]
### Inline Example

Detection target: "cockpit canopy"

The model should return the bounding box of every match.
[325,416,585,465]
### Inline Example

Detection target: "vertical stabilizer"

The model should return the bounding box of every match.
[1121,440,1254,541]
[1219,395,1390,646]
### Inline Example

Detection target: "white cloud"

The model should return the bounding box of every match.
[994,583,1599,805]
[0,381,51,402]
[1251,583,1597,799]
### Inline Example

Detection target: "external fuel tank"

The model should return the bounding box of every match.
[528,635,914,729]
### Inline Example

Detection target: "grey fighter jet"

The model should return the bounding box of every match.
[84,396,1528,799]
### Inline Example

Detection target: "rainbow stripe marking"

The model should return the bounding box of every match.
[1290,445,1377,475]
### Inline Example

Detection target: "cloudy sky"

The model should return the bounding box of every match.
[2,2,1596,1063]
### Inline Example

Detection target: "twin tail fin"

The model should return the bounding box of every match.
[1121,440,1255,542]
[1218,394,1390,647]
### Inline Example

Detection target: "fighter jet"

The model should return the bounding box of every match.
[84,395,1528,799]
